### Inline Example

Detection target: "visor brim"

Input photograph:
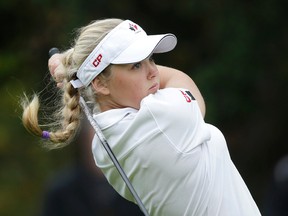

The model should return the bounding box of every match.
[111,33,177,64]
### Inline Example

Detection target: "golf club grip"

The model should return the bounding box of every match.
[49,47,60,57]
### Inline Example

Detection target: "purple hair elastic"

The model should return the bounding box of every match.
[42,131,50,139]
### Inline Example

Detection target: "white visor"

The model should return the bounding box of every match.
[70,19,177,88]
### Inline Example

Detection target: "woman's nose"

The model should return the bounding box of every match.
[147,63,158,79]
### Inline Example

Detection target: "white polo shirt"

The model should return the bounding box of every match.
[92,88,261,216]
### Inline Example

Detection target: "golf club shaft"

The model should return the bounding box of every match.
[49,48,149,216]
[79,97,149,215]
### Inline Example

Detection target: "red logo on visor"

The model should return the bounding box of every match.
[129,23,138,31]
[92,54,102,67]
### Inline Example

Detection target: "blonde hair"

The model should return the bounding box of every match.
[21,18,123,149]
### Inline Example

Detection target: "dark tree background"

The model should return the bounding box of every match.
[0,0,287,215]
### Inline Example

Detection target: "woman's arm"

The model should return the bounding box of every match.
[157,65,206,117]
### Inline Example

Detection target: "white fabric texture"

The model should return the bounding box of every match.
[92,88,261,216]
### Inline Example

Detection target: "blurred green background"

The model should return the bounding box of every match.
[1,0,287,215]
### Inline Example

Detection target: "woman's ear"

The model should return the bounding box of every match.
[91,78,110,95]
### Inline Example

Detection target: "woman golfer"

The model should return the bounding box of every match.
[22,18,261,215]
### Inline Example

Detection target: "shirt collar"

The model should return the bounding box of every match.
[93,107,137,130]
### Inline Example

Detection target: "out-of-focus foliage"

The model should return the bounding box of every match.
[0,0,287,215]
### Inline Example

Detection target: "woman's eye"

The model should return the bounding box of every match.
[132,62,141,69]
[149,55,155,63]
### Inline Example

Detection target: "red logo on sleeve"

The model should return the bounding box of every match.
[180,90,195,103]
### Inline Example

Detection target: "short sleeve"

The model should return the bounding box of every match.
[140,88,211,153]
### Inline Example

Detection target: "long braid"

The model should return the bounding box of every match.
[49,82,81,146]
[21,18,123,149]
[21,83,82,149]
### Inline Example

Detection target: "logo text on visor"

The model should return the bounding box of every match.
[92,54,103,67]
